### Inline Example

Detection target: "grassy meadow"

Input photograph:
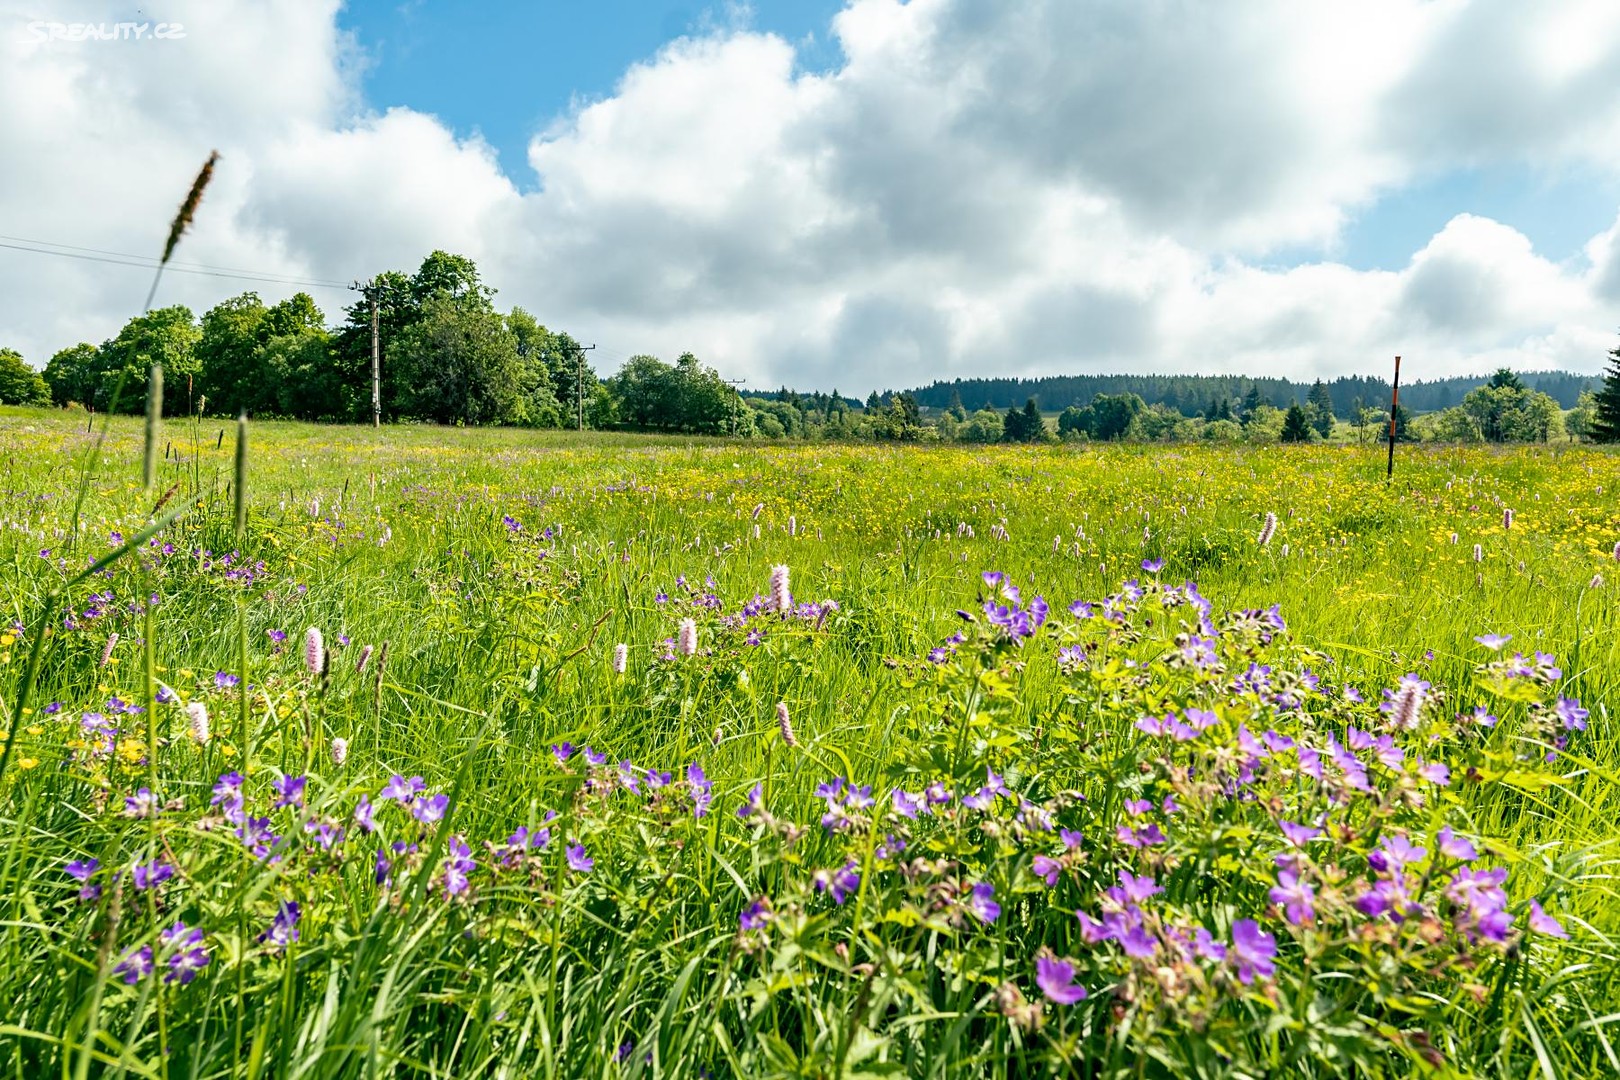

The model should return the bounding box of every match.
[0,406,1617,1078]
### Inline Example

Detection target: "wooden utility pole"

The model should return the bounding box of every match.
[575,343,596,431]
[351,278,383,427]
[1386,355,1401,479]
[369,284,381,428]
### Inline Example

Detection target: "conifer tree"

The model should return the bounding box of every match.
[1591,342,1620,443]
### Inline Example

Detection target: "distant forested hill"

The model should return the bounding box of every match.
[887,371,1597,417]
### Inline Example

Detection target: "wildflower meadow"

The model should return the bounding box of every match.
[0,407,1617,1078]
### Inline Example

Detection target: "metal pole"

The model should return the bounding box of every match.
[1386,355,1401,479]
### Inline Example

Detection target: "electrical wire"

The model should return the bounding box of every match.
[0,235,354,291]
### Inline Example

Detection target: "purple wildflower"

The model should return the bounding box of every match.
[1229,920,1277,984]
[115,946,154,984]
[1035,954,1088,1004]
[412,793,450,824]
[1269,870,1316,925]
[566,843,594,873]
[739,899,771,931]
[687,763,713,819]
[967,882,1001,924]
[1278,821,1322,847]
[259,901,301,949]
[1554,697,1589,731]
[1436,826,1477,862]
[271,774,306,810]
[814,859,861,905]
[380,775,425,803]
[161,923,210,984]
[1527,900,1568,939]
[131,861,174,890]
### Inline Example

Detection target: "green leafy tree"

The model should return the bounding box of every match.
[959,408,1006,443]
[95,306,201,414]
[1089,393,1144,440]
[1462,376,1563,443]
[0,349,50,405]
[875,392,926,441]
[1499,390,1563,443]
[611,355,678,429]
[1056,405,1088,440]
[195,293,270,416]
[1243,404,1287,443]
[196,292,337,419]
[1565,389,1597,442]
[1429,406,1484,443]
[336,271,413,420]
[506,308,564,427]
[42,343,100,407]
[1280,404,1312,443]
[543,331,597,424]
[671,353,740,435]
[393,296,522,425]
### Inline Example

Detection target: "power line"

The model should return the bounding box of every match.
[0,236,353,291]
[0,234,353,286]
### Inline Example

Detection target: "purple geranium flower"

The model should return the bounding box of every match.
[161,922,210,984]
[1279,820,1322,847]
[1269,870,1316,925]
[259,901,301,949]
[412,793,450,824]
[1436,826,1477,862]
[1554,697,1589,731]
[739,898,771,931]
[967,882,1001,924]
[131,860,174,890]
[1229,920,1277,984]
[566,843,594,873]
[271,775,306,810]
[1527,900,1568,939]
[1035,954,1088,1004]
[115,945,154,984]
[380,775,425,803]
[814,859,860,905]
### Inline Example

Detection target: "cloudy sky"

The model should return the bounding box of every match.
[4,0,1620,394]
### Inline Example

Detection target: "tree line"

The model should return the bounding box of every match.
[3,248,1619,443]
[13,251,749,434]
[895,369,1597,418]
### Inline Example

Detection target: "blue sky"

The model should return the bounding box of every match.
[1327,164,1620,272]
[339,2,847,181]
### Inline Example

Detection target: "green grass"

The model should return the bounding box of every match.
[0,407,1617,1078]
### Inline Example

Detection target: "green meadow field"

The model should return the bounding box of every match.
[0,407,1617,1077]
